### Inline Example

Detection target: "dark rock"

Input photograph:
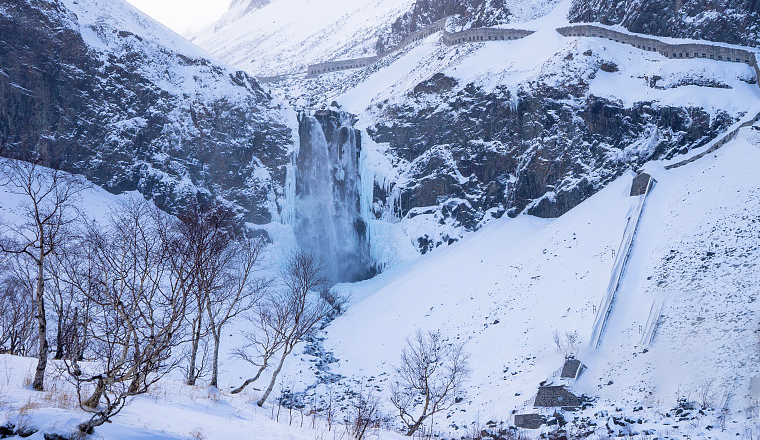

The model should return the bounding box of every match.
[0,0,291,225]
[0,423,15,438]
[376,0,512,53]
[600,61,619,72]
[569,0,760,48]
[16,427,38,438]
[366,67,732,251]
[44,434,72,440]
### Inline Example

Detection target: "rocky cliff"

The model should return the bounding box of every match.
[568,0,760,47]
[0,0,293,224]
[376,0,511,53]
[358,44,741,252]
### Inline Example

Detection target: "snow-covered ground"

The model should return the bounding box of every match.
[1,125,759,439]
[191,0,415,76]
[310,124,760,435]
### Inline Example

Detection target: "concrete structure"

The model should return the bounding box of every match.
[534,386,582,409]
[305,17,533,77]
[630,173,656,196]
[514,414,546,429]
[560,357,585,380]
[287,20,760,83]
[441,27,533,46]
[557,25,756,66]
[307,56,379,76]
[589,174,654,349]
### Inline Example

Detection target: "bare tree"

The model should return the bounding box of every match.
[345,385,384,440]
[552,329,579,358]
[0,158,83,390]
[390,330,470,436]
[230,297,288,394]
[171,203,269,388]
[46,255,83,361]
[0,264,36,356]
[204,236,269,388]
[253,251,332,406]
[696,379,716,410]
[64,198,189,434]
[171,204,231,386]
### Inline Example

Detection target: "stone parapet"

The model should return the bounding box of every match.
[557,25,757,65]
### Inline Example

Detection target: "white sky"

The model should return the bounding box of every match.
[125,0,232,35]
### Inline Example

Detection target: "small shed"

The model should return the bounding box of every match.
[534,386,582,409]
[630,172,656,196]
[560,357,585,380]
[514,414,546,429]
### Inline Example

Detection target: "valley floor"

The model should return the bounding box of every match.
[1,123,759,440]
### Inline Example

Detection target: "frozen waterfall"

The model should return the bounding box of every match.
[288,110,374,284]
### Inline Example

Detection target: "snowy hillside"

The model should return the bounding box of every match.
[302,122,760,435]
[191,0,416,76]
[269,0,759,267]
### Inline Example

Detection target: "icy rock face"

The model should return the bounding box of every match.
[376,0,512,53]
[569,0,760,47]
[0,0,292,224]
[294,110,373,284]
[366,72,733,248]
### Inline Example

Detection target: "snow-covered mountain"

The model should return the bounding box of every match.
[2,0,760,438]
[263,0,759,267]
[301,123,760,436]
[190,0,416,76]
[0,0,294,224]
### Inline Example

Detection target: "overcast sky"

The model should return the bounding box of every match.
[125,0,232,35]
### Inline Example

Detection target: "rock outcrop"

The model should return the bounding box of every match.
[568,0,760,48]
[363,53,734,251]
[0,0,292,224]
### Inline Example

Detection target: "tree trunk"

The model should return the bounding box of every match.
[186,313,202,386]
[405,415,427,436]
[230,361,268,394]
[84,377,105,409]
[257,346,291,407]
[54,314,64,360]
[209,328,220,388]
[32,259,47,391]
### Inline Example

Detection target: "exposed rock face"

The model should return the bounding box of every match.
[569,0,760,47]
[376,0,512,53]
[0,0,292,224]
[364,56,734,250]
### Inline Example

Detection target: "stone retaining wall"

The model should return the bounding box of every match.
[441,27,533,45]
[557,25,756,66]
[303,21,759,95]
[307,55,380,76]
[306,17,533,77]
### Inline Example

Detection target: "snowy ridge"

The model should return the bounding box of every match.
[191,0,416,76]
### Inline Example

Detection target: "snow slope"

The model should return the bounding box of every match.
[309,123,760,434]
[191,0,415,76]
[1,127,758,438]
